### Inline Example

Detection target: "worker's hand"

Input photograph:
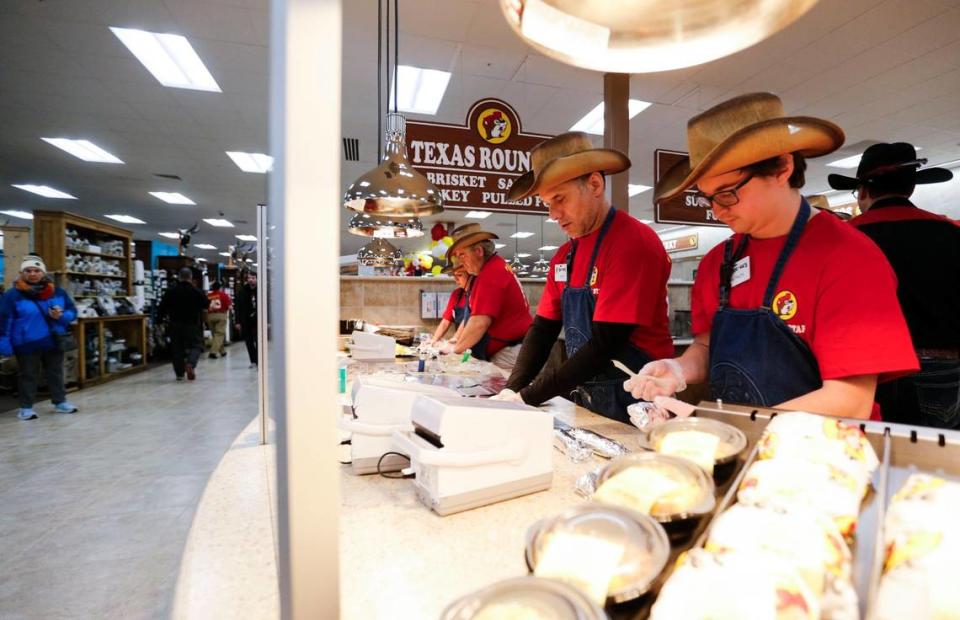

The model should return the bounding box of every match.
[491,388,524,403]
[435,340,456,355]
[623,358,687,401]
[48,307,63,320]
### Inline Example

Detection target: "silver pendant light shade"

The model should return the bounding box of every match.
[499,0,819,74]
[348,212,424,238]
[343,113,443,217]
[357,238,403,268]
[509,255,529,275]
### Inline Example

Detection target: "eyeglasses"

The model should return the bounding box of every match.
[692,173,755,209]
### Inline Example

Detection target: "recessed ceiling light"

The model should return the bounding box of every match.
[546,218,557,223]
[104,214,145,224]
[570,99,652,135]
[389,65,452,115]
[510,231,535,239]
[204,218,234,228]
[639,219,653,224]
[0,210,34,220]
[12,184,76,199]
[149,191,195,205]
[194,243,217,250]
[235,234,257,241]
[158,232,180,239]
[538,245,558,251]
[516,253,532,258]
[226,151,273,174]
[110,27,221,92]
[219,251,231,256]
[494,242,506,249]
[196,257,207,262]
[628,184,652,196]
[465,210,493,219]
[41,138,124,164]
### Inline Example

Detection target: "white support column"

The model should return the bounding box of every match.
[269,1,342,618]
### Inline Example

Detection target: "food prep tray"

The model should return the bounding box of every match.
[611,402,960,620]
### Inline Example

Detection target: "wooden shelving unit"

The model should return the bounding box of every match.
[33,211,148,387]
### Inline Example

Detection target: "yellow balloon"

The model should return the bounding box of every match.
[442,236,454,246]
[431,266,443,275]
[420,254,433,269]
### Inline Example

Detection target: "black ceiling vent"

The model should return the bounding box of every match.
[343,137,360,161]
[154,173,183,181]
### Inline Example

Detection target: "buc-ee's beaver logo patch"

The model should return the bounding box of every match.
[773,290,798,321]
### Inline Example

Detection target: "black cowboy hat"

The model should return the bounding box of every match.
[827,142,953,191]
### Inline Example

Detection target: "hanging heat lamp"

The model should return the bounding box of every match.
[499,0,819,74]
[531,215,551,276]
[510,213,529,275]
[343,0,443,217]
[348,212,424,238]
[357,238,403,268]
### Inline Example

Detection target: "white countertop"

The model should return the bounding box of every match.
[339,396,643,620]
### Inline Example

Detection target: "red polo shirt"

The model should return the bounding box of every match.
[441,288,468,322]
[538,209,675,360]
[468,254,532,356]
[692,211,918,383]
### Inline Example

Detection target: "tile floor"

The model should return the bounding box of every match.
[0,347,262,619]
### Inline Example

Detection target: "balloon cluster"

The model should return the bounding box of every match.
[401,223,453,276]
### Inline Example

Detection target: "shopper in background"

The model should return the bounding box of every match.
[495,132,674,422]
[206,280,232,359]
[235,271,258,368]
[445,224,532,370]
[429,262,473,346]
[158,268,209,381]
[0,256,79,420]
[830,142,960,427]
[624,92,918,419]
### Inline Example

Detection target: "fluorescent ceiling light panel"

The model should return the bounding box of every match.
[158,232,180,239]
[570,99,652,135]
[41,138,123,164]
[12,184,76,199]
[235,234,257,241]
[516,253,532,258]
[546,218,558,223]
[389,65,452,115]
[0,210,34,220]
[494,242,506,249]
[219,252,231,256]
[194,243,217,250]
[104,214,145,224]
[196,257,207,262]
[203,218,234,227]
[109,27,221,92]
[538,245,558,251]
[149,191,195,205]
[465,210,492,219]
[510,231,535,239]
[628,184,652,196]
[226,151,273,173]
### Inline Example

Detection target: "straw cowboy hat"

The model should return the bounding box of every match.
[655,92,845,202]
[827,142,953,191]
[805,195,830,210]
[444,223,499,262]
[507,131,631,202]
[441,258,468,275]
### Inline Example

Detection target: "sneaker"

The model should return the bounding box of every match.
[176,376,185,382]
[18,408,37,421]
[208,353,218,360]
[186,364,196,381]
[54,402,78,414]
[249,363,257,369]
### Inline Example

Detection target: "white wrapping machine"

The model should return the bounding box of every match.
[340,375,460,475]
[349,330,395,361]
[392,394,554,516]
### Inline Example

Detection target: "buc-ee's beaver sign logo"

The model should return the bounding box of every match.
[476,108,512,144]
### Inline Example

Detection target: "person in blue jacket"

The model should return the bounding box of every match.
[0,256,79,420]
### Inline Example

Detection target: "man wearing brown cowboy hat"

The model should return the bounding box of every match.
[492,131,673,423]
[625,92,918,419]
[428,261,473,346]
[830,142,960,427]
[442,223,532,369]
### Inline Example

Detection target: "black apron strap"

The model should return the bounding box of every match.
[762,198,811,308]
[718,235,749,308]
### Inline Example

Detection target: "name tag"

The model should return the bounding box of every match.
[555,263,568,283]
[731,256,750,287]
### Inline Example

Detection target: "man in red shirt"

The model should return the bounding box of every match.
[830,142,960,427]
[492,132,674,422]
[206,280,232,359]
[625,93,918,419]
[445,223,532,370]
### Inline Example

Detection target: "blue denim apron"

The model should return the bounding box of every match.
[708,198,822,406]
[463,274,522,362]
[563,208,651,423]
[451,288,469,329]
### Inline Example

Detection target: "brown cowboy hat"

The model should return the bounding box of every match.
[655,92,845,202]
[441,258,468,275]
[444,223,499,262]
[507,131,631,202]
